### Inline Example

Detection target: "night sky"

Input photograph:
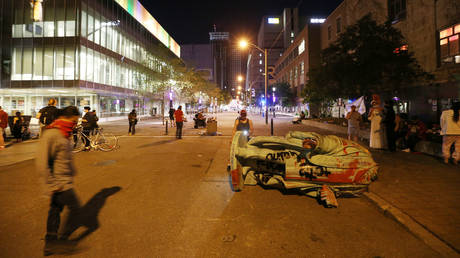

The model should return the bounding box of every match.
[142,0,344,45]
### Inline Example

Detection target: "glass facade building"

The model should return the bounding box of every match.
[0,0,180,118]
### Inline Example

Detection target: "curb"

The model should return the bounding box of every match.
[363,192,460,257]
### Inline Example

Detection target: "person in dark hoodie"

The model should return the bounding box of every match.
[36,106,81,256]
[383,100,396,152]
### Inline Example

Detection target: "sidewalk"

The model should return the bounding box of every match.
[302,119,460,256]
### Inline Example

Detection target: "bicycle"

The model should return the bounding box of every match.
[71,125,118,153]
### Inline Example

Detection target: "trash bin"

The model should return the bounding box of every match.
[206,120,217,135]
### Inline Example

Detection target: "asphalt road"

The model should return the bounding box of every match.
[0,112,438,257]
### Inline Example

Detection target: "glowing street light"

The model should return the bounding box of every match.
[237,86,242,90]
[237,75,243,82]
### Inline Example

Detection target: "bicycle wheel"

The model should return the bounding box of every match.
[95,132,118,151]
[71,132,86,153]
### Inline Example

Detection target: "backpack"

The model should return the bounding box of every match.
[39,106,58,125]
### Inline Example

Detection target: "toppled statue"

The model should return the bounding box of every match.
[229,131,379,207]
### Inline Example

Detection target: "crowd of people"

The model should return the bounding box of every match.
[346,94,460,165]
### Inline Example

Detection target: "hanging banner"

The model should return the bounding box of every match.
[345,96,366,115]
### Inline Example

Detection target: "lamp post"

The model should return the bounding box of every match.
[239,40,268,124]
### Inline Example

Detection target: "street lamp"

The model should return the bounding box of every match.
[237,75,244,82]
[239,39,268,124]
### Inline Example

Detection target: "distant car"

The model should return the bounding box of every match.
[228,131,379,207]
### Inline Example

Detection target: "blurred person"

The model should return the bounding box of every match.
[346,105,362,142]
[383,100,396,152]
[168,108,175,127]
[174,106,184,139]
[36,106,81,256]
[81,107,96,150]
[368,95,385,149]
[0,106,8,149]
[37,99,59,138]
[405,116,427,152]
[128,109,137,135]
[440,101,460,165]
[232,109,254,138]
[12,111,24,142]
[394,113,409,149]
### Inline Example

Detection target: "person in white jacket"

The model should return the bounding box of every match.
[440,101,460,165]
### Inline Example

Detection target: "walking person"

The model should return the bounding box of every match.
[81,107,96,150]
[128,109,137,135]
[12,111,24,142]
[346,105,362,142]
[37,99,59,138]
[174,106,184,139]
[0,106,8,149]
[168,107,175,127]
[383,100,396,152]
[232,109,254,138]
[440,101,460,165]
[36,106,81,256]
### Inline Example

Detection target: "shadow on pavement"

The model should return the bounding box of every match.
[137,139,176,148]
[62,186,122,242]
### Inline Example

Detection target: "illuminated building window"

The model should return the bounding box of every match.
[268,17,280,24]
[259,69,263,73]
[291,32,294,37]
[259,60,262,65]
[440,23,460,64]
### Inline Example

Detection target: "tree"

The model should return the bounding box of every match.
[302,14,432,106]
[272,82,296,107]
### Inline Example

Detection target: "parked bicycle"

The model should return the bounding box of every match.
[71,125,118,153]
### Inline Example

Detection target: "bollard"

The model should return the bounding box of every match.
[271,118,274,136]
[165,120,168,135]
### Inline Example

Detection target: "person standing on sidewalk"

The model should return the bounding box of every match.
[36,106,81,256]
[368,96,385,149]
[0,106,8,149]
[169,108,175,127]
[12,111,24,142]
[128,109,137,135]
[81,107,96,150]
[346,105,362,142]
[37,99,59,138]
[383,100,396,152]
[440,101,460,165]
[174,106,184,139]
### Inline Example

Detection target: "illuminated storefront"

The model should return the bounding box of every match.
[0,0,180,118]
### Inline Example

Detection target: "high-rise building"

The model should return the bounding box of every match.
[209,31,243,98]
[209,31,230,91]
[246,9,302,98]
[0,0,180,118]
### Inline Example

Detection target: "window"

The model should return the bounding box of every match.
[43,47,54,80]
[33,48,44,80]
[440,24,460,64]
[327,26,332,40]
[22,48,33,80]
[259,59,262,65]
[336,17,342,34]
[291,32,294,38]
[388,0,406,23]
[300,61,305,74]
